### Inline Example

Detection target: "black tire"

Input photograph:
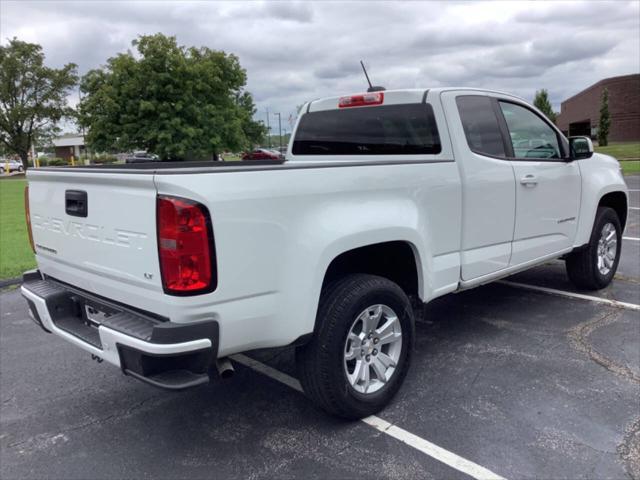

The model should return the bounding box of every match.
[566,206,622,290]
[296,274,414,419]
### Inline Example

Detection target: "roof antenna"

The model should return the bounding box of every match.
[360,60,386,93]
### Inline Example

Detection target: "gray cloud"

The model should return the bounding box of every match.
[315,61,362,79]
[514,0,638,26]
[411,27,510,50]
[1,0,638,128]
[263,1,313,23]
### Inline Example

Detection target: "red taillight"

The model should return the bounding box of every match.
[157,195,216,295]
[338,92,384,108]
[24,185,35,253]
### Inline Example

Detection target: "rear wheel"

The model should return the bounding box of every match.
[297,274,414,419]
[566,206,621,290]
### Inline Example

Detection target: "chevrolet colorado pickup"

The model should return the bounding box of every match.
[21,88,628,418]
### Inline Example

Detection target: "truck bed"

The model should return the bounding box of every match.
[35,159,285,173]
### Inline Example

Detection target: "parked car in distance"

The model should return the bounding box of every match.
[21,87,628,419]
[0,159,24,173]
[125,151,159,163]
[242,148,282,160]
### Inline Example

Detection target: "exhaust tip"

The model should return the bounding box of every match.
[216,358,235,379]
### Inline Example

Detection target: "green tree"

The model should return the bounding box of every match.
[533,89,556,123]
[79,34,266,160]
[598,87,611,147]
[0,38,78,169]
[236,91,267,148]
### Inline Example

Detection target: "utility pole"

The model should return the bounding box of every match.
[273,112,282,151]
[265,108,271,148]
[78,87,87,164]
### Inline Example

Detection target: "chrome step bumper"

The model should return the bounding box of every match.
[21,271,219,390]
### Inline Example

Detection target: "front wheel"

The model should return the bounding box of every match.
[566,206,622,290]
[296,274,414,419]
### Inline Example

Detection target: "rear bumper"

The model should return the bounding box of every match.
[21,270,219,390]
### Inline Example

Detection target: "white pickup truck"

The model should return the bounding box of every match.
[21,88,628,418]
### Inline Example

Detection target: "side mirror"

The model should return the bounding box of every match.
[569,136,594,160]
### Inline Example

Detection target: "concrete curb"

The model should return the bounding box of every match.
[0,277,22,288]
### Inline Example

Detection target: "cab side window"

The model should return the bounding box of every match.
[498,102,561,159]
[456,96,506,157]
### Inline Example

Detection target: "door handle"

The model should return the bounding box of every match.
[520,174,538,187]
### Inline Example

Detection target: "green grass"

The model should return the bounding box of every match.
[0,178,35,279]
[595,142,640,160]
[620,160,640,176]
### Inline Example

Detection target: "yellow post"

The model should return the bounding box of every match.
[4,160,9,175]
[35,157,40,168]
[70,155,75,166]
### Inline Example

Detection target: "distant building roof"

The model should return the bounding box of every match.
[53,134,85,147]
[559,74,639,106]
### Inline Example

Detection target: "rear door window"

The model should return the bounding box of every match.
[292,104,441,155]
[456,96,506,157]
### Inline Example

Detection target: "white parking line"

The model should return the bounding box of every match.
[361,416,506,480]
[498,280,640,311]
[231,353,506,480]
[623,237,639,241]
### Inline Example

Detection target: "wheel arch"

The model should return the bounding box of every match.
[321,240,423,298]
[573,154,628,247]
[297,238,424,343]
[598,191,628,232]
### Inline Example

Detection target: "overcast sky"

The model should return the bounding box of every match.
[1,0,638,134]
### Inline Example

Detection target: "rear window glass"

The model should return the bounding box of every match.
[292,104,441,156]
[456,96,506,157]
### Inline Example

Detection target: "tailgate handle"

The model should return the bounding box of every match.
[65,190,88,217]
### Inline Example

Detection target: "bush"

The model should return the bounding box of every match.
[40,157,69,167]
[91,154,119,164]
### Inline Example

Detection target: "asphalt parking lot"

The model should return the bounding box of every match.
[1,176,638,480]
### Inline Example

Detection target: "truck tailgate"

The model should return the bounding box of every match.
[27,170,163,307]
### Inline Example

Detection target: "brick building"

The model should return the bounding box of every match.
[556,74,640,142]
[52,133,86,161]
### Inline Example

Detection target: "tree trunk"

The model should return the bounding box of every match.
[19,151,29,171]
